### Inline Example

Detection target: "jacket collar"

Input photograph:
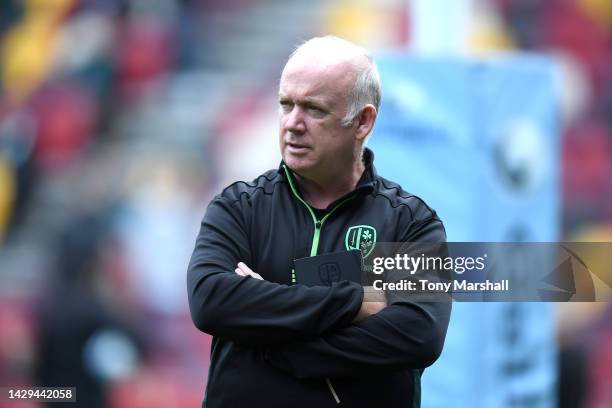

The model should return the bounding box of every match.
[356,147,377,193]
[279,147,377,196]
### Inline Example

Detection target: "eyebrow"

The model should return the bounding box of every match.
[278,93,327,107]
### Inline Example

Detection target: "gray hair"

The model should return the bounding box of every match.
[287,36,382,128]
[340,59,382,127]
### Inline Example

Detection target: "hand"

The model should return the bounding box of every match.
[235,262,263,280]
[353,301,386,323]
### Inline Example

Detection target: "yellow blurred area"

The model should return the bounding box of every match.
[555,228,612,346]
[1,0,75,106]
[468,22,515,54]
[573,224,612,242]
[25,0,75,16]
[0,156,16,240]
[570,225,612,303]
[322,0,402,48]
[580,0,612,32]
[467,1,516,54]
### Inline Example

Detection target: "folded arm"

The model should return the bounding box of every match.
[187,197,363,345]
[264,217,452,378]
[264,301,450,378]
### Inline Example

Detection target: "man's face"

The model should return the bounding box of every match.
[278,58,357,179]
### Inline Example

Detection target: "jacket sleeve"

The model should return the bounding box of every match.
[187,196,363,345]
[264,216,452,378]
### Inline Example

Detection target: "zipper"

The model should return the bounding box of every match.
[283,165,356,257]
[283,164,356,404]
[325,378,341,404]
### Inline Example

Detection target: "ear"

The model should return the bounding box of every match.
[355,104,377,142]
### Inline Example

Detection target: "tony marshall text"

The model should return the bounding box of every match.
[373,279,510,292]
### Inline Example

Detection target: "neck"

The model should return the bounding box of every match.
[293,157,365,210]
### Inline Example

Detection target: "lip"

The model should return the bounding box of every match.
[286,142,311,152]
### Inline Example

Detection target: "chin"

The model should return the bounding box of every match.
[283,156,313,174]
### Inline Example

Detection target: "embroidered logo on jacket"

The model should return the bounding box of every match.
[345,225,377,258]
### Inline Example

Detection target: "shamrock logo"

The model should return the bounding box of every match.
[345,225,377,258]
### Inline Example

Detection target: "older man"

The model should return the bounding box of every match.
[187,36,451,407]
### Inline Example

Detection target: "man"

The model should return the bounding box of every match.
[187,36,451,407]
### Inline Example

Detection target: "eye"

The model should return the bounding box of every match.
[279,100,293,112]
[305,104,326,116]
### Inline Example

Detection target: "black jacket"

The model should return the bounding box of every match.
[187,149,451,407]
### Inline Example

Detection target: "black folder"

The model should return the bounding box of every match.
[294,250,363,287]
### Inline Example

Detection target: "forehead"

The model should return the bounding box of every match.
[279,58,355,104]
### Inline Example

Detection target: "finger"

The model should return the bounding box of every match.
[237,262,254,273]
[236,262,263,280]
[244,270,263,280]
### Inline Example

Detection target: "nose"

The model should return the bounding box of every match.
[284,105,306,135]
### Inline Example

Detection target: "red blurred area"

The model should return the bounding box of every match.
[116,20,174,100]
[31,83,97,172]
[563,119,612,205]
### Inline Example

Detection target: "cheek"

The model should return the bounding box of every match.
[324,129,353,155]
[278,133,286,155]
[279,114,292,133]
[278,119,286,138]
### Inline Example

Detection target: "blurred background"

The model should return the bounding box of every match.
[0,0,610,407]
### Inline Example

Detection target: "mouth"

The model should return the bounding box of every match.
[285,142,311,153]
